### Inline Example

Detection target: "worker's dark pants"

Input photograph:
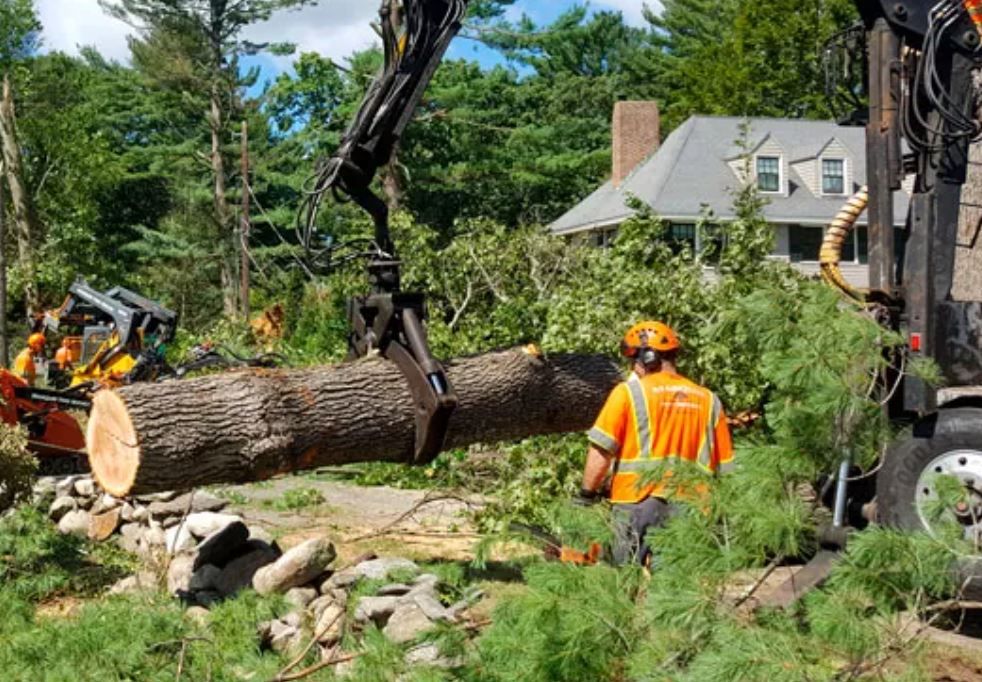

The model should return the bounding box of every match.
[611,497,679,566]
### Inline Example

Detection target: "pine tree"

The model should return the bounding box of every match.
[99,0,312,317]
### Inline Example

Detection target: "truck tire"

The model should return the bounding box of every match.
[877,407,982,532]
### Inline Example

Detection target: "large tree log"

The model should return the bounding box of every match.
[87,349,621,496]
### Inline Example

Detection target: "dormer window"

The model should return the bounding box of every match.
[822,158,845,194]
[756,156,781,192]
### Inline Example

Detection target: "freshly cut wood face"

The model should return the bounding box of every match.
[85,349,622,496]
[87,390,140,497]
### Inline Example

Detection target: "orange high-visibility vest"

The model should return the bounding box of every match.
[588,371,734,504]
[55,345,73,370]
[13,348,36,386]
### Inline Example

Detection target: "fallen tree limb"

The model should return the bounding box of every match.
[87,348,620,496]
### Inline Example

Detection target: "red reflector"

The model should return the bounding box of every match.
[910,333,922,352]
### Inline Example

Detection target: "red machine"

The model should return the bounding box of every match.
[0,370,88,475]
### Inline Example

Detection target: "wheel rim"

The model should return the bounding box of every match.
[915,449,982,541]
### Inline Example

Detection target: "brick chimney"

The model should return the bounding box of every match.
[612,101,661,188]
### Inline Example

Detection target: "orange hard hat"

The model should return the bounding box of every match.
[620,321,680,358]
[27,333,46,351]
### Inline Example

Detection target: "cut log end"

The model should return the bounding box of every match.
[87,389,141,497]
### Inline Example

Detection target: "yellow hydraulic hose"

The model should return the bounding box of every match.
[819,185,868,302]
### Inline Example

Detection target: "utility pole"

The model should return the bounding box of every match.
[0,161,8,368]
[240,120,250,321]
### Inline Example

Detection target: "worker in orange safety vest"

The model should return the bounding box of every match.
[578,321,734,564]
[13,333,46,386]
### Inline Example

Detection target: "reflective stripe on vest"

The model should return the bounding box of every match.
[626,373,650,460]
[696,395,722,473]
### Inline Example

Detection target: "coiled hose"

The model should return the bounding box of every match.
[820,185,868,301]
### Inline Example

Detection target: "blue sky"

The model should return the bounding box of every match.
[38,0,655,87]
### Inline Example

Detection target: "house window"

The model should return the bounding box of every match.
[756,156,781,193]
[788,224,870,263]
[668,223,697,254]
[788,225,823,262]
[591,228,617,249]
[822,159,845,194]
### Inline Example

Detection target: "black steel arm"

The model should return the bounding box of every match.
[300,0,468,264]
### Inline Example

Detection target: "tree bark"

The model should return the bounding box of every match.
[86,348,621,497]
[0,73,39,315]
[210,84,237,318]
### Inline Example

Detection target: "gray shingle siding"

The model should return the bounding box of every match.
[550,116,909,236]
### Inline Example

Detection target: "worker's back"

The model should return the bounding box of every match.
[601,371,732,503]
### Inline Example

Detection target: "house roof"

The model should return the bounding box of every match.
[549,115,910,235]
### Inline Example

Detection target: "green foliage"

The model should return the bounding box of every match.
[0,423,35,511]
[471,562,644,682]
[269,485,325,511]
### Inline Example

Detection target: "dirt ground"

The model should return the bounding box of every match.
[216,474,488,564]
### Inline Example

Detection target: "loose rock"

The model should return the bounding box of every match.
[354,596,400,626]
[383,603,435,644]
[188,564,222,592]
[118,522,145,553]
[193,521,249,569]
[186,512,242,539]
[215,540,279,597]
[185,606,210,626]
[119,502,136,523]
[54,476,78,499]
[285,587,318,609]
[252,536,336,595]
[74,478,95,498]
[48,496,77,522]
[314,601,345,645]
[57,509,91,537]
[167,553,196,595]
[165,525,196,554]
[109,571,158,596]
[148,491,227,518]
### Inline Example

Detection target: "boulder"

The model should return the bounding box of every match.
[118,522,145,553]
[186,512,242,539]
[148,491,227,518]
[324,557,418,590]
[57,510,91,537]
[247,525,275,545]
[214,540,279,597]
[193,521,249,570]
[383,603,435,644]
[378,583,412,597]
[165,525,196,554]
[88,508,122,542]
[285,587,318,609]
[48,496,77,522]
[131,505,150,524]
[410,590,453,622]
[259,613,303,655]
[119,502,136,523]
[185,606,210,626]
[135,491,178,504]
[188,564,222,593]
[354,596,400,626]
[92,493,120,515]
[73,477,96,498]
[54,476,78,499]
[109,571,158,596]
[167,554,196,595]
[313,601,345,645]
[252,537,336,596]
[355,557,418,581]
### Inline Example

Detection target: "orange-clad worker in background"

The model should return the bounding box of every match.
[13,333,46,386]
[54,338,74,371]
[578,321,734,565]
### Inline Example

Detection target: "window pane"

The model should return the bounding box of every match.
[822,159,844,194]
[788,225,823,262]
[757,156,780,192]
[667,223,696,255]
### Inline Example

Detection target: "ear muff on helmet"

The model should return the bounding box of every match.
[638,347,661,367]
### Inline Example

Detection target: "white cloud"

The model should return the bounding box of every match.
[37,0,133,62]
[243,2,379,66]
[36,0,379,66]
